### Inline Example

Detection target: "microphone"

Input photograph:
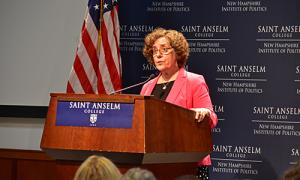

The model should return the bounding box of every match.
[109,74,156,95]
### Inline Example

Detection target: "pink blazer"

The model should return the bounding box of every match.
[140,68,218,166]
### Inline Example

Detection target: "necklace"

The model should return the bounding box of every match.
[162,81,171,90]
[161,71,178,90]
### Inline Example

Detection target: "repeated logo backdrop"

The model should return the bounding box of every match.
[118,0,300,179]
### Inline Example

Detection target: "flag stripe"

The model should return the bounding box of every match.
[101,22,121,90]
[67,70,84,93]
[77,43,98,93]
[67,82,75,93]
[81,24,103,92]
[85,13,98,48]
[73,55,94,93]
[106,10,121,76]
[99,44,115,93]
[111,7,122,74]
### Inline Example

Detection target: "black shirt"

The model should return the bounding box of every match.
[151,81,175,100]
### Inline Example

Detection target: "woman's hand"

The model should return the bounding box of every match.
[191,108,211,123]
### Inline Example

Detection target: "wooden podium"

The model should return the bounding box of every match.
[40,93,212,179]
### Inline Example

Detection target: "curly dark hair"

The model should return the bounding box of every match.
[143,28,189,68]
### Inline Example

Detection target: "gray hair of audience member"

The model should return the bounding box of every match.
[121,167,156,180]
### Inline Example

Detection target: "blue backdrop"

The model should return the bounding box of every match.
[118,1,300,179]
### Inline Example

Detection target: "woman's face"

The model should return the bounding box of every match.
[152,37,178,73]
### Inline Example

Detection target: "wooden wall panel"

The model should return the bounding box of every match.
[0,159,14,180]
[17,160,57,180]
[0,148,198,180]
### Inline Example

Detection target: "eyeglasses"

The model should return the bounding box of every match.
[152,47,173,57]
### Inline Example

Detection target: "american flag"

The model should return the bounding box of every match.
[67,0,122,94]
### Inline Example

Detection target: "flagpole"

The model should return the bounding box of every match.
[97,0,104,53]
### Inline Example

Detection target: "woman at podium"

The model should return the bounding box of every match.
[140,28,218,180]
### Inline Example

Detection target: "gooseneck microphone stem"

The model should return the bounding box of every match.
[109,74,155,95]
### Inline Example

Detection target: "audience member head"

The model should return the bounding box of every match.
[283,162,300,180]
[74,155,122,180]
[121,167,156,180]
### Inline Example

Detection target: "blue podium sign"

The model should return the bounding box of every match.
[56,101,134,128]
